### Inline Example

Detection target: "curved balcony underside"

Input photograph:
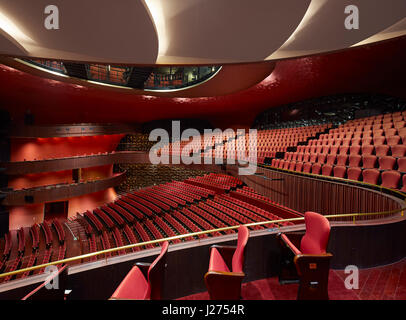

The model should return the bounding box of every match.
[1,172,126,206]
[1,151,149,175]
[9,123,138,138]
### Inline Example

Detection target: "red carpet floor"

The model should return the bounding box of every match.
[179,257,406,300]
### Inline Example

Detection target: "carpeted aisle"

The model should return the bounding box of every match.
[179,257,406,300]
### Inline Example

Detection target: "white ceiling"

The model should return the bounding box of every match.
[0,0,405,64]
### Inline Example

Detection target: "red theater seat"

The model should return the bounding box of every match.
[362,155,377,169]
[400,175,406,193]
[361,145,374,155]
[347,167,362,181]
[321,164,333,176]
[336,155,348,166]
[330,145,339,155]
[317,153,327,164]
[362,137,373,145]
[295,162,304,172]
[349,145,361,155]
[278,212,332,300]
[302,162,312,173]
[311,163,321,175]
[333,166,346,178]
[375,144,390,157]
[381,170,401,189]
[362,169,380,185]
[398,158,406,172]
[373,136,386,145]
[378,156,396,170]
[309,153,318,163]
[385,128,397,137]
[348,155,361,167]
[204,225,249,300]
[391,145,406,158]
[111,241,169,300]
[387,135,401,146]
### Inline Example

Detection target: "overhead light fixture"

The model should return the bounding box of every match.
[144,0,168,56]
[0,11,34,48]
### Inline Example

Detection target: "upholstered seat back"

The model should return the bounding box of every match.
[231,225,249,273]
[111,241,168,300]
[300,212,330,255]
[148,241,169,281]
[148,241,169,300]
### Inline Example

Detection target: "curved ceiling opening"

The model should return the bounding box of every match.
[18,58,222,91]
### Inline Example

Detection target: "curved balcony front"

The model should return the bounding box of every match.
[1,172,126,206]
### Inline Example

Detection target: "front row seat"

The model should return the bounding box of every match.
[110,241,169,300]
[278,212,332,300]
[204,225,249,300]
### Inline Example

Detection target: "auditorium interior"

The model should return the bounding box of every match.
[0,1,405,302]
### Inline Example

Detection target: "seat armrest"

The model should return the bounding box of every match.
[278,232,304,249]
[279,234,302,256]
[210,245,236,271]
[134,262,151,279]
[204,271,245,300]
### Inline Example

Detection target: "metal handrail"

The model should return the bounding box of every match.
[0,207,404,279]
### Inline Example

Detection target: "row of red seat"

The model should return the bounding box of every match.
[320,128,405,140]
[198,202,242,231]
[138,189,179,209]
[206,199,263,231]
[2,232,12,259]
[280,154,406,172]
[214,196,270,225]
[294,144,406,157]
[84,211,104,234]
[189,204,234,234]
[111,201,139,222]
[127,193,162,215]
[115,199,146,220]
[120,195,154,218]
[274,158,406,190]
[17,228,25,254]
[152,186,194,204]
[169,181,215,198]
[100,231,111,258]
[232,188,301,221]
[133,191,171,211]
[30,224,40,250]
[184,207,224,236]
[41,222,53,248]
[3,256,22,282]
[52,220,65,245]
[160,214,195,241]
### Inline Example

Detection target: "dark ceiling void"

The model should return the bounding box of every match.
[127,67,154,89]
[63,63,88,80]
[0,36,405,129]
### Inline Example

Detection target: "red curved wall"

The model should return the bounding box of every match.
[8,188,118,230]
[7,135,123,230]
[10,135,124,162]
[0,37,406,128]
